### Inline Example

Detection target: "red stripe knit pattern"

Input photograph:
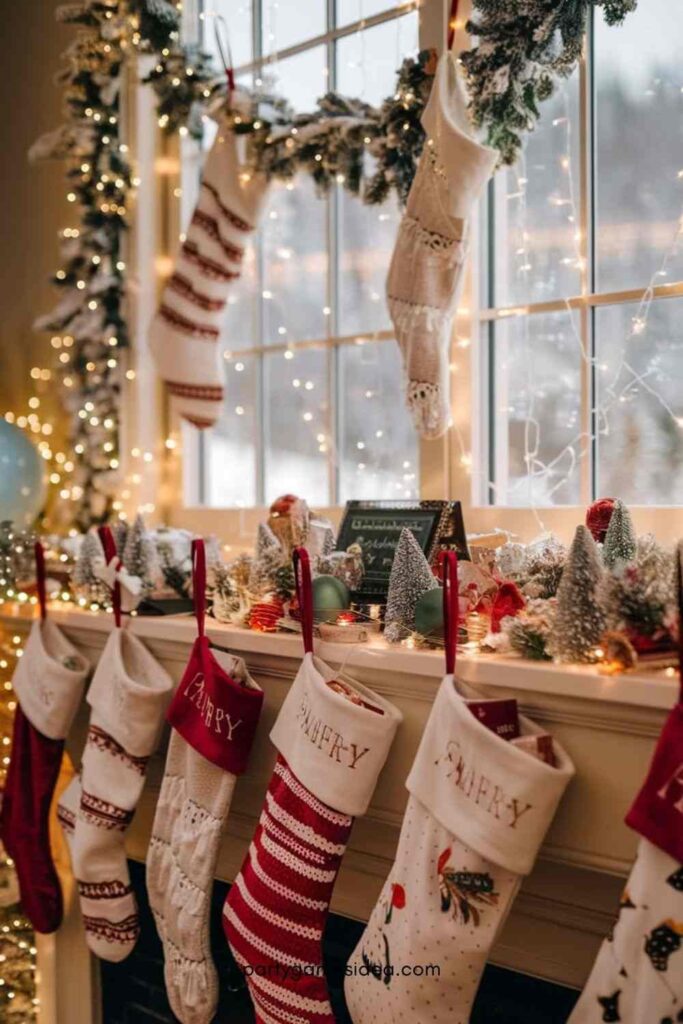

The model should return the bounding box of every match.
[224,755,353,1024]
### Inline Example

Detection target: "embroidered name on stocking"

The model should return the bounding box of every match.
[296,697,370,770]
[443,740,533,829]
[183,673,243,741]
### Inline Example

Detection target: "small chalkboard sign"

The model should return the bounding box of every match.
[336,500,469,601]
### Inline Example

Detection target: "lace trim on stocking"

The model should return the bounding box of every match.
[400,214,466,265]
[406,380,449,439]
[388,295,450,333]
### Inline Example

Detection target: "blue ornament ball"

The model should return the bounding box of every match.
[0,420,47,527]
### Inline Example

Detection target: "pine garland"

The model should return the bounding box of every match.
[461,0,638,165]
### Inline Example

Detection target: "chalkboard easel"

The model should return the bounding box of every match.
[336,500,469,602]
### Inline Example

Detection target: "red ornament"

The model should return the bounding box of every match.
[269,494,299,518]
[249,595,285,633]
[585,497,616,543]
[490,581,525,633]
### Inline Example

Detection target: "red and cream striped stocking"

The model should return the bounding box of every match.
[223,548,402,1024]
[149,112,269,428]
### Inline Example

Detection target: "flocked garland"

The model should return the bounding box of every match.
[32,0,635,527]
[461,0,638,164]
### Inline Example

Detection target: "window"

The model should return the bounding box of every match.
[479,0,683,508]
[183,0,421,508]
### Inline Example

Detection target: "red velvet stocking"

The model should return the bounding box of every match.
[1,706,65,933]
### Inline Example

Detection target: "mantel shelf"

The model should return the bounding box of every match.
[1,603,677,712]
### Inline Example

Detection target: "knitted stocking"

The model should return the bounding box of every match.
[387,52,495,439]
[569,582,683,1024]
[71,626,172,961]
[150,112,269,428]
[224,548,402,1024]
[0,613,89,933]
[567,840,683,1024]
[345,552,575,1024]
[147,544,263,1024]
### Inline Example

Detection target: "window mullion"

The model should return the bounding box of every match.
[327,0,340,505]
[578,19,594,505]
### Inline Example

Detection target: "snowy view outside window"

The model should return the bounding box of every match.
[487,0,683,507]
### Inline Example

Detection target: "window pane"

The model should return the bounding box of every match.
[594,0,683,292]
[492,73,581,308]
[264,46,327,113]
[263,178,328,343]
[596,298,683,504]
[338,340,418,500]
[492,312,582,506]
[337,0,406,26]
[205,355,258,507]
[337,13,419,336]
[262,0,326,57]
[263,348,330,505]
[336,12,418,107]
[261,48,329,344]
[203,1,253,69]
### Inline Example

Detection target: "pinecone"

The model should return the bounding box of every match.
[644,922,682,971]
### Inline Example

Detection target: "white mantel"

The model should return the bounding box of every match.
[3,606,676,1023]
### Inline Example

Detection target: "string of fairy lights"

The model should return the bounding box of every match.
[483,60,683,521]
[211,1,422,506]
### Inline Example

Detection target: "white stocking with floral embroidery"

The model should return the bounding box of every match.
[344,674,574,1024]
[386,52,496,439]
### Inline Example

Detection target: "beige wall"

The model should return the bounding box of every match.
[0,0,70,422]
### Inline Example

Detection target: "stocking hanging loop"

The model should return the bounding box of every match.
[97,526,121,628]
[447,0,461,51]
[35,540,47,622]
[213,14,236,97]
[292,547,314,654]
[439,549,459,675]
[192,538,207,638]
[677,541,683,704]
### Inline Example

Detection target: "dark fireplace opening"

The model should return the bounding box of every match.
[100,861,579,1023]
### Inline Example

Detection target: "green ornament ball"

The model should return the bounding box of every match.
[312,575,350,623]
[414,587,444,638]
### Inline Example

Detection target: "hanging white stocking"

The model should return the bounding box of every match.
[150,109,269,428]
[387,52,496,438]
[344,553,575,1024]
